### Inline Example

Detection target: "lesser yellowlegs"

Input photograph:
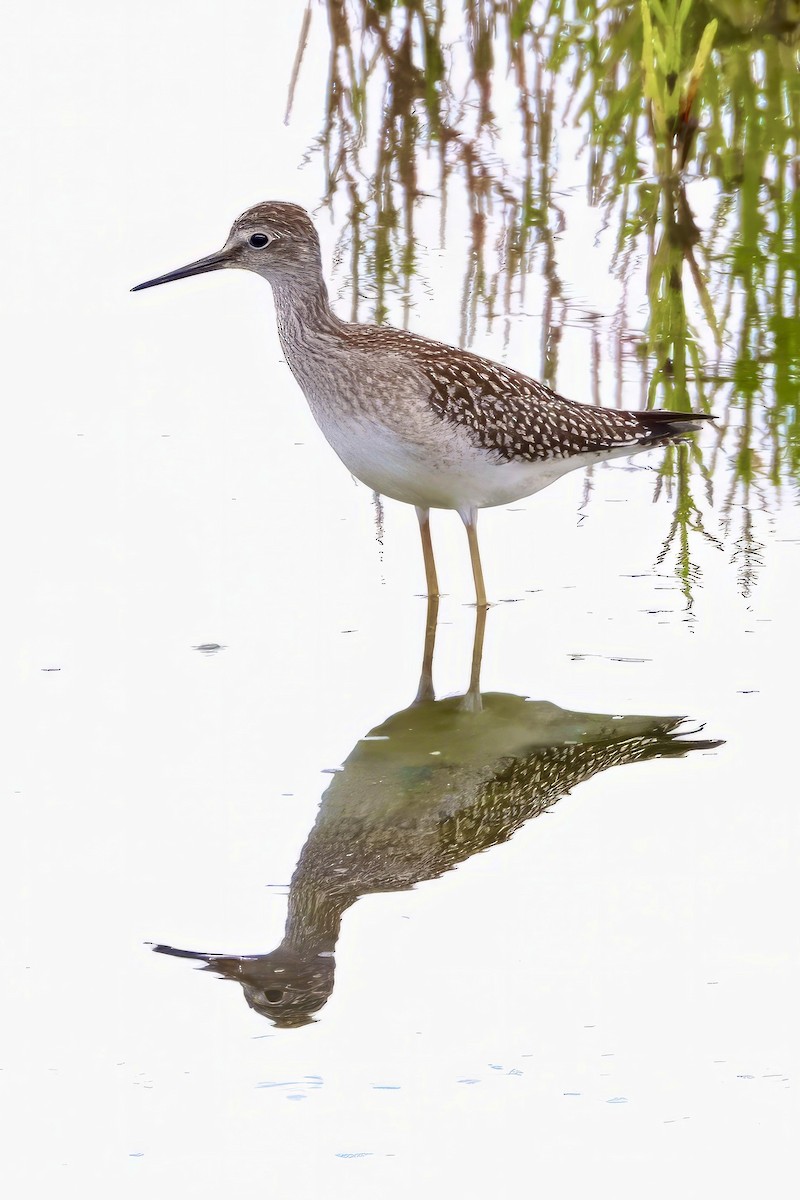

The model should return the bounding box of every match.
[133,201,713,605]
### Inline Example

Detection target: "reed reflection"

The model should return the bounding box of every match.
[287,1,799,598]
[152,601,721,1028]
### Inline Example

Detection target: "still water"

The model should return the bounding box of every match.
[1,2,797,1196]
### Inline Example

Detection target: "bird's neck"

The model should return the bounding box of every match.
[283,876,351,957]
[271,273,344,353]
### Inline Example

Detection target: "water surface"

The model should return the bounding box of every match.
[1,2,797,1196]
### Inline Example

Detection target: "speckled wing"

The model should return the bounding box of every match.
[415,341,710,464]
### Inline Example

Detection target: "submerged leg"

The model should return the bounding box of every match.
[460,602,488,713]
[468,602,487,699]
[415,506,440,599]
[414,592,440,705]
[460,506,488,608]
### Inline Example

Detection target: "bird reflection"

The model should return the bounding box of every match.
[152,600,721,1027]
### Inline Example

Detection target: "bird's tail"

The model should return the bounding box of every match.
[637,410,716,445]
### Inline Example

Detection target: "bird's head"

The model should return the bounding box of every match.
[150,940,336,1029]
[132,201,322,293]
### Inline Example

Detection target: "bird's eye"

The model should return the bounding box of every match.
[249,233,270,249]
[263,989,284,1004]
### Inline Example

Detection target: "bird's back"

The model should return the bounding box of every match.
[272,270,713,512]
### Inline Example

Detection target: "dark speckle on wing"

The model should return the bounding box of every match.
[423,352,646,461]
[338,322,711,464]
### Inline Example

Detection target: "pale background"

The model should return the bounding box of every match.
[0,2,797,1196]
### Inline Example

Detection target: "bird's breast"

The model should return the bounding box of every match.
[280,342,581,510]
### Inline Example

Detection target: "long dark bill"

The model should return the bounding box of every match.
[131,251,229,292]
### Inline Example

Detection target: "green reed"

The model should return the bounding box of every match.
[287,1,799,600]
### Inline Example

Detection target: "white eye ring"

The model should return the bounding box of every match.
[249,232,271,249]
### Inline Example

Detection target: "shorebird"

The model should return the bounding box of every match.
[133,201,713,605]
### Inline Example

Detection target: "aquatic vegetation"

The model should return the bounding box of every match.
[286,1,800,599]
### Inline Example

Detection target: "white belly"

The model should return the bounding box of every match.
[309,403,587,511]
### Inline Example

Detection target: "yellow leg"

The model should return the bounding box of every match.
[462,508,488,608]
[416,506,440,599]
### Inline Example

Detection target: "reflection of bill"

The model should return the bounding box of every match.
[152,602,722,1028]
